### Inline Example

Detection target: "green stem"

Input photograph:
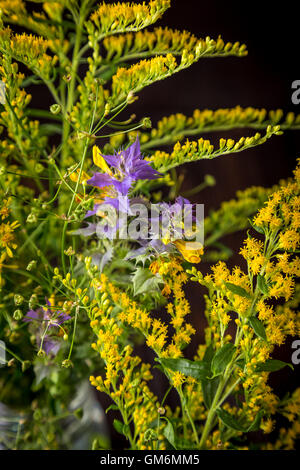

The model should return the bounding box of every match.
[61,3,88,167]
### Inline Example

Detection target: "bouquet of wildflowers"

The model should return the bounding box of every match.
[0,0,300,451]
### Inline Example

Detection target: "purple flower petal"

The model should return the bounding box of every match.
[87,173,114,188]
[110,176,133,196]
[84,204,101,218]
[42,336,61,355]
[23,310,40,322]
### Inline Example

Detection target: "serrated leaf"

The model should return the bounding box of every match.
[157,357,210,380]
[256,359,294,372]
[131,267,162,296]
[257,275,269,295]
[211,343,236,377]
[248,316,267,341]
[225,282,251,299]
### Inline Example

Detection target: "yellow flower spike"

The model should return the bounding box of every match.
[174,239,203,263]
[92,145,112,175]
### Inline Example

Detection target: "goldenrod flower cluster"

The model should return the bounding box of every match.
[88,276,166,449]
[87,1,171,40]
[0,27,57,79]
[138,106,300,150]
[150,125,282,171]
[103,28,247,64]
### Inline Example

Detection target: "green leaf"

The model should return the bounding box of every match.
[157,357,210,380]
[256,359,294,372]
[201,376,220,409]
[225,282,251,299]
[257,275,269,295]
[248,316,267,341]
[249,218,265,234]
[211,343,236,377]
[217,408,264,433]
[216,408,245,431]
[175,439,198,450]
[247,410,264,432]
[113,419,126,436]
[203,343,215,364]
[163,419,177,450]
[39,123,62,136]
[105,404,119,413]
[131,267,162,296]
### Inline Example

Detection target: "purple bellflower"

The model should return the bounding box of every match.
[87,137,161,196]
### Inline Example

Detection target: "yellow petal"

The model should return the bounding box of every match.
[69,169,90,184]
[6,246,13,258]
[93,146,112,175]
[174,240,203,264]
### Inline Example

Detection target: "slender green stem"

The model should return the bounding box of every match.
[67,306,79,361]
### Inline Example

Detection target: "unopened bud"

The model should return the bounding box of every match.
[142,117,152,129]
[14,294,24,306]
[13,309,23,320]
[61,359,73,368]
[26,260,37,271]
[26,213,37,224]
[50,104,61,115]
[204,174,216,186]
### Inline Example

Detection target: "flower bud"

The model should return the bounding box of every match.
[26,213,37,223]
[14,294,24,306]
[26,260,37,271]
[61,359,73,368]
[142,117,152,129]
[50,104,61,115]
[13,309,23,320]
[204,174,216,186]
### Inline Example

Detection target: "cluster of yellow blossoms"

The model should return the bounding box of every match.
[150,125,282,172]
[88,275,166,449]
[0,197,19,287]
